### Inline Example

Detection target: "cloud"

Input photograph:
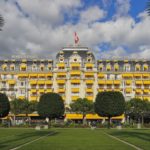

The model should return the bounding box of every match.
[0,0,150,60]
[80,6,106,23]
[114,0,131,18]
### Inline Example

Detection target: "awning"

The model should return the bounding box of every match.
[84,72,94,76]
[70,71,81,75]
[143,97,150,100]
[143,65,148,69]
[106,80,113,84]
[143,81,150,85]
[112,114,124,119]
[85,80,94,84]
[18,74,28,78]
[114,65,119,69]
[46,73,53,77]
[135,65,141,69]
[2,64,7,69]
[70,63,81,67]
[124,60,128,63]
[8,80,16,85]
[18,96,25,99]
[57,72,66,76]
[45,80,52,84]
[114,80,121,84]
[85,64,94,67]
[86,96,93,100]
[30,96,37,101]
[45,89,52,93]
[142,74,149,77]
[71,88,79,93]
[106,66,111,70]
[30,80,37,85]
[97,73,105,78]
[135,89,142,93]
[37,81,45,84]
[29,74,37,78]
[28,114,39,117]
[57,63,65,67]
[143,89,149,93]
[86,89,93,93]
[125,88,132,93]
[72,96,79,100]
[134,74,142,77]
[66,114,83,119]
[98,80,105,84]
[114,89,121,92]
[98,89,104,92]
[58,89,65,93]
[38,74,45,77]
[57,80,65,84]
[20,64,27,68]
[38,89,45,93]
[30,89,37,93]
[126,80,132,84]
[86,114,103,119]
[71,80,80,84]
[122,74,133,78]
[135,80,143,84]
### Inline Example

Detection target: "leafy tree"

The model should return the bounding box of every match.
[37,93,64,124]
[10,99,25,115]
[94,91,125,128]
[147,0,150,16]
[0,93,10,118]
[10,98,38,125]
[125,98,150,125]
[70,98,94,124]
[28,101,38,113]
[0,14,4,31]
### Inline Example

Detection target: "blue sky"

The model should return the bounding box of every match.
[0,0,150,59]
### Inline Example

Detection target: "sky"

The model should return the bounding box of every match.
[0,0,150,59]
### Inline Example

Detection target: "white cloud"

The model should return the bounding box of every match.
[80,6,106,23]
[0,0,150,60]
[114,0,131,18]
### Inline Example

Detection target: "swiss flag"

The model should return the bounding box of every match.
[74,32,79,44]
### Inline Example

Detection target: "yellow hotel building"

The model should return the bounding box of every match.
[0,46,150,106]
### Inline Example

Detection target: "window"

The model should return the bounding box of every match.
[124,64,130,71]
[21,82,24,86]
[74,59,77,62]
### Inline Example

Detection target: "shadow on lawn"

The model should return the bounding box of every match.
[0,130,59,149]
[109,130,150,142]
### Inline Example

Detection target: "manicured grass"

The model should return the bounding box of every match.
[0,128,149,150]
[106,129,150,150]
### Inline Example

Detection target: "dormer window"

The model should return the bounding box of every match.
[59,56,64,62]
[74,59,77,62]
[124,64,130,72]
[135,64,141,71]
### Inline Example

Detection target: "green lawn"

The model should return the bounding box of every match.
[0,128,149,150]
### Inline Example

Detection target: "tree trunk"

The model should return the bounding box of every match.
[141,115,144,126]
[82,113,86,125]
[108,116,111,129]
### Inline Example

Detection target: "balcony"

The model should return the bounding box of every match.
[86,88,93,93]
[86,96,93,101]
[58,88,65,93]
[71,96,79,101]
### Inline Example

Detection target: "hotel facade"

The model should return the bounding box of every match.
[0,46,150,107]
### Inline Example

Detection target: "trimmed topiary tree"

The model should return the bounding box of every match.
[37,93,64,125]
[94,91,125,128]
[0,93,10,118]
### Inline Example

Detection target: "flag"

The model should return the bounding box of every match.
[74,32,79,44]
